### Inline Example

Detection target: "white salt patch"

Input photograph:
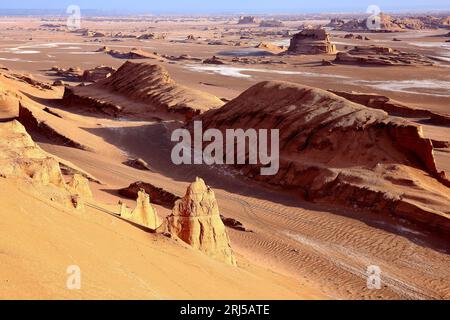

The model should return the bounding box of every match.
[354,79,450,97]
[184,64,349,79]
[11,50,40,54]
[59,46,82,50]
[0,57,33,62]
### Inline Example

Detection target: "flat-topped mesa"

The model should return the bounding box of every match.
[121,189,163,231]
[287,29,337,55]
[167,178,237,266]
[197,81,450,233]
[62,61,224,120]
[335,46,434,66]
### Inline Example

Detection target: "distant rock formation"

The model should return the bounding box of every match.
[336,13,450,31]
[287,29,337,54]
[50,65,115,82]
[203,56,225,65]
[238,16,257,24]
[197,81,450,233]
[137,33,166,40]
[122,189,163,230]
[83,30,105,38]
[167,178,237,265]
[326,18,345,28]
[50,66,83,81]
[259,20,284,28]
[99,47,161,60]
[335,46,434,66]
[255,42,284,53]
[62,61,224,120]
[81,66,116,82]
[442,16,450,26]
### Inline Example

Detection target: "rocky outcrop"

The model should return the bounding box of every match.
[100,47,161,60]
[326,18,345,29]
[197,81,450,233]
[137,33,166,40]
[124,158,152,171]
[259,20,284,28]
[50,66,115,82]
[67,174,93,199]
[167,178,237,265]
[238,16,257,24]
[203,56,225,65]
[9,74,52,90]
[255,42,285,53]
[83,30,105,38]
[329,90,450,126]
[62,61,224,120]
[50,66,83,81]
[81,66,116,82]
[220,216,251,232]
[336,13,450,32]
[121,189,162,230]
[18,103,88,150]
[335,46,434,66]
[119,181,181,209]
[0,120,92,209]
[287,29,337,55]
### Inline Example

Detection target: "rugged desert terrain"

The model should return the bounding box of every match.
[0,13,449,300]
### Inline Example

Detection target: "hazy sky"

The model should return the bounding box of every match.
[0,0,448,13]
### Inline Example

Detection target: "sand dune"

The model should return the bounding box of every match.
[62,61,224,120]
[198,81,450,232]
[0,14,449,301]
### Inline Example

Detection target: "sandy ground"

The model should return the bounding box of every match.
[0,16,449,300]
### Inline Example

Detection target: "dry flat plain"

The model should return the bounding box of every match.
[0,14,449,300]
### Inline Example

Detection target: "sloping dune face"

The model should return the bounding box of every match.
[63,61,224,120]
[199,81,450,232]
[0,123,318,300]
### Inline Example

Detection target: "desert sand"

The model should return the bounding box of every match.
[0,12,449,300]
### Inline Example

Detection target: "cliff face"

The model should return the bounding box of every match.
[197,81,450,232]
[288,29,337,55]
[167,178,237,266]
